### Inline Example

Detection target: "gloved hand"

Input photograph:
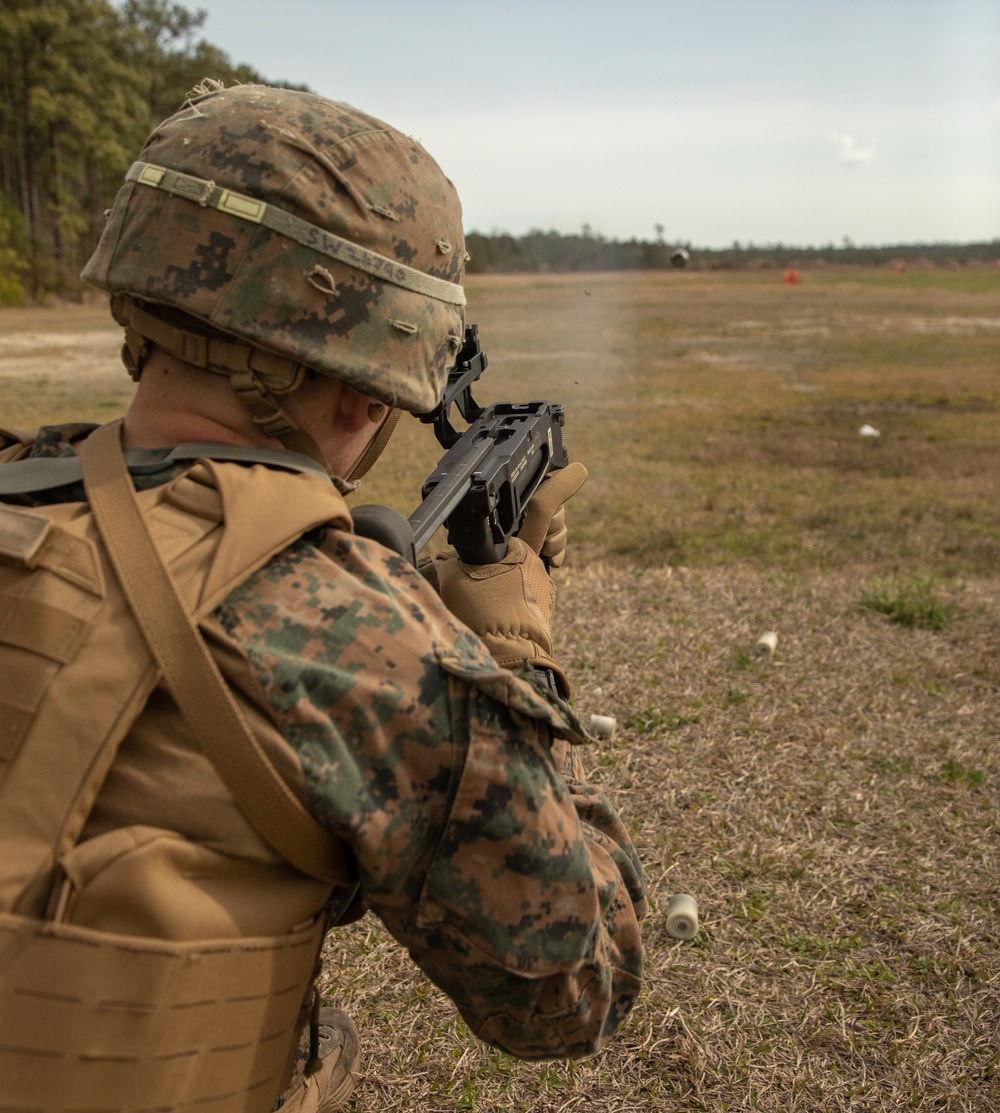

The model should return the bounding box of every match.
[436,536,568,691]
[518,461,588,567]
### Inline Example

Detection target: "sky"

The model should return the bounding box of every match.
[187,0,999,248]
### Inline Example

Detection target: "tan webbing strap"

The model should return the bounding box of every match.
[121,297,309,392]
[80,421,356,887]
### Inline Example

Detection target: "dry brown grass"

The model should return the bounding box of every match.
[2,267,997,1110]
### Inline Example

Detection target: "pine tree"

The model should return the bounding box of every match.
[0,0,306,299]
[0,0,149,295]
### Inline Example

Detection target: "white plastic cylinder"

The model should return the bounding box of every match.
[665,893,699,940]
[589,713,617,740]
[754,631,778,657]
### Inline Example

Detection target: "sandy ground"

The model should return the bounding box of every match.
[0,306,121,382]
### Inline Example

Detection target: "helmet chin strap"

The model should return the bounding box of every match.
[347,407,400,481]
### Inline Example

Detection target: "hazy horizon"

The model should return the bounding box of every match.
[177,0,998,249]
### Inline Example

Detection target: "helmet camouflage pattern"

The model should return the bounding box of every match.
[83,84,466,414]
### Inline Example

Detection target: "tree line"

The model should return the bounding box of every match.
[465,229,1000,275]
[0,0,304,303]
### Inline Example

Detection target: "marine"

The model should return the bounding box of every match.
[0,83,647,1112]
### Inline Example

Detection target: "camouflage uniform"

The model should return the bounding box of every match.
[4,423,648,1061]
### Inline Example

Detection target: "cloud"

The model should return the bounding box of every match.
[831,132,876,166]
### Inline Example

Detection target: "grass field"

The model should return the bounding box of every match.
[2,267,997,1111]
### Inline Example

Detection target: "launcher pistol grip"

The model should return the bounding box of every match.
[353,325,569,566]
[418,400,569,564]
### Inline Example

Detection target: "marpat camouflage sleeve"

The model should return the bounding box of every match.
[216,530,647,1061]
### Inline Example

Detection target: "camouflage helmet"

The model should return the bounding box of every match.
[82,84,467,416]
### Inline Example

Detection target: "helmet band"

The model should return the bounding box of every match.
[126,161,467,308]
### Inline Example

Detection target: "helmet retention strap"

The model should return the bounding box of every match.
[114,296,330,468]
[228,367,329,467]
[121,326,152,381]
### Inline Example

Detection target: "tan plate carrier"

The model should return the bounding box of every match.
[0,422,357,1112]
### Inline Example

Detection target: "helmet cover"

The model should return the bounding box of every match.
[83,85,467,413]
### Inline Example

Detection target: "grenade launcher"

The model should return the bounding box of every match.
[352,325,568,565]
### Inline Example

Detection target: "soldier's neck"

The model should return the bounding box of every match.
[121,350,279,451]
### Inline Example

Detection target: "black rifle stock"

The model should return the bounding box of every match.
[352,325,569,565]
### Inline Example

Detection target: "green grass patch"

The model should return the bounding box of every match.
[623,707,698,734]
[940,758,986,788]
[859,578,958,630]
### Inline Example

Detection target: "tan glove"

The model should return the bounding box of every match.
[518,462,588,567]
[436,536,568,691]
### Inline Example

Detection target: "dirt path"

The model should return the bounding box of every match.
[0,305,133,427]
[0,305,121,382]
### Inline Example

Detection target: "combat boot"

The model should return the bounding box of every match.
[279,1008,360,1113]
